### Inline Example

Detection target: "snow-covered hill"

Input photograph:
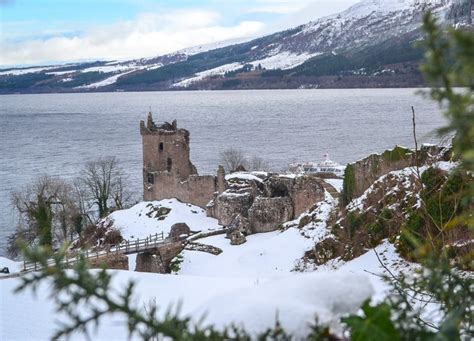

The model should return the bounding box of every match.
[0,0,471,92]
[0,194,416,339]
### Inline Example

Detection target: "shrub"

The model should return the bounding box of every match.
[342,164,356,206]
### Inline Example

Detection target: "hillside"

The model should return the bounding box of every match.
[0,0,472,93]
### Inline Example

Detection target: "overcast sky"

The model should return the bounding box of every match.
[0,0,360,66]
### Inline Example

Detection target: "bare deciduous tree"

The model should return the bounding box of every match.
[78,157,130,219]
[219,148,248,173]
[8,176,79,257]
[249,156,270,172]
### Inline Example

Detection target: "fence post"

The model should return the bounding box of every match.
[34,262,37,271]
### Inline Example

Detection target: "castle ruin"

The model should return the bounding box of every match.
[140,112,328,235]
[140,112,224,207]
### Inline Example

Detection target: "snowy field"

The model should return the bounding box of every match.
[0,195,413,340]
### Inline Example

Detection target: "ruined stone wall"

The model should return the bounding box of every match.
[208,173,326,234]
[144,172,217,208]
[135,241,184,273]
[290,176,325,216]
[207,192,254,226]
[249,197,294,233]
[348,145,451,199]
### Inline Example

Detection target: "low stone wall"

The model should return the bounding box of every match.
[145,172,217,208]
[89,253,129,270]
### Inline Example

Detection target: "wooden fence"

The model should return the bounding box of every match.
[23,232,166,272]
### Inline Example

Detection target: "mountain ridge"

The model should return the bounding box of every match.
[0,0,471,93]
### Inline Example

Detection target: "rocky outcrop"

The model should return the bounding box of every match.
[135,241,184,273]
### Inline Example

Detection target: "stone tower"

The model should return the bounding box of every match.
[140,112,219,207]
[140,112,197,186]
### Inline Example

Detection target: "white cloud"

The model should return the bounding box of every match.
[0,1,361,66]
[0,9,264,66]
[263,0,360,32]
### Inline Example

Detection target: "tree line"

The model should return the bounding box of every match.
[8,157,130,257]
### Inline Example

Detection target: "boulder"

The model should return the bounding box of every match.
[226,214,251,237]
[310,237,344,265]
[168,222,191,241]
[230,231,247,245]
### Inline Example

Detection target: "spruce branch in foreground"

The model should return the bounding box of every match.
[16,246,325,340]
[15,246,253,340]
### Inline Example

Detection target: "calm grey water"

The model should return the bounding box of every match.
[0,89,446,257]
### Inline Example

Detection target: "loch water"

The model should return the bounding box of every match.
[0,89,446,257]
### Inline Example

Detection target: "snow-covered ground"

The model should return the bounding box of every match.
[250,51,320,70]
[0,66,57,76]
[173,62,242,88]
[173,50,320,88]
[0,197,414,340]
[106,199,222,240]
[179,229,314,278]
[76,70,135,89]
[324,178,343,192]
